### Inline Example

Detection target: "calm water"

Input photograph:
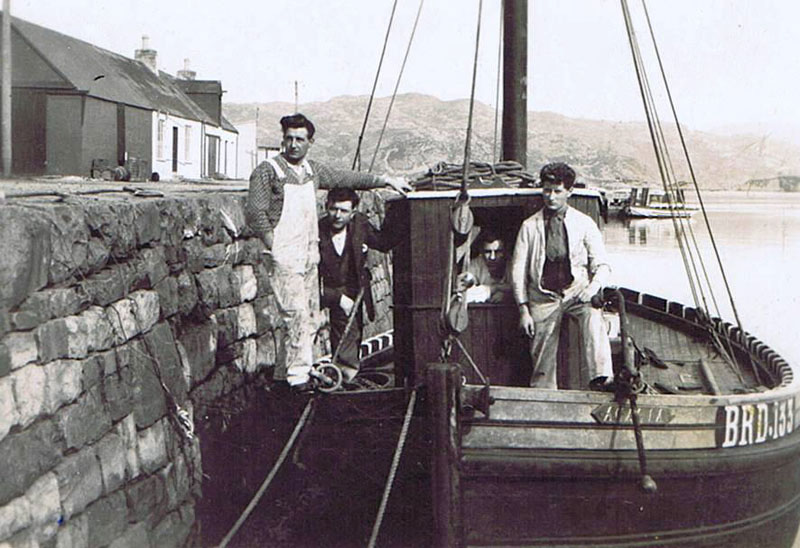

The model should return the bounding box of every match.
[604,191,800,368]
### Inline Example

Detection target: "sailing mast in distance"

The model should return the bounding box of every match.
[501,0,527,168]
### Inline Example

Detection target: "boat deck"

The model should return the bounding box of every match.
[626,313,759,395]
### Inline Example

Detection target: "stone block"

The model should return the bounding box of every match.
[25,472,61,543]
[106,298,137,344]
[253,295,278,334]
[58,387,111,450]
[11,364,46,428]
[46,204,90,285]
[130,290,160,334]
[55,513,88,548]
[85,237,111,274]
[176,272,198,316]
[81,350,116,391]
[194,269,219,310]
[234,265,257,302]
[176,322,216,387]
[116,414,140,480]
[217,266,237,308]
[47,287,90,319]
[134,247,169,289]
[84,491,127,548]
[43,359,82,413]
[103,366,135,422]
[0,421,62,506]
[123,340,166,429]
[2,331,38,371]
[142,322,187,403]
[233,338,258,374]
[138,419,167,474]
[0,494,31,541]
[79,264,132,307]
[0,207,51,310]
[54,446,102,519]
[36,315,89,362]
[213,308,238,350]
[202,243,229,269]
[108,522,150,548]
[252,261,273,298]
[9,300,49,330]
[236,303,257,339]
[238,238,264,266]
[256,333,277,369]
[155,276,179,319]
[95,430,126,494]
[80,306,115,353]
[150,507,192,548]
[133,202,162,247]
[0,377,18,442]
[125,474,168,525]
[181,239,206,274]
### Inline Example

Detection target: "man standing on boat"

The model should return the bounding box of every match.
[245,113,410,392]
[510,162,613,389]
[318,188,398,384]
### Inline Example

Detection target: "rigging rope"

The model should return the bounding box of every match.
[352,0,399,171]
[368,0,426,173]
[217,399,315,548]
[639,0,745,331]
[461,0,484,197]
[620,0,749,380]
[367,389,418,548]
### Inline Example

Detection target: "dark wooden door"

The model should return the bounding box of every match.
[171,126,179,172]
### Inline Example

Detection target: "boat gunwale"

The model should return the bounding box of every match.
[462,286,798,409]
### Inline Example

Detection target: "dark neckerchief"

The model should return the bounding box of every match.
[542,207,573,292]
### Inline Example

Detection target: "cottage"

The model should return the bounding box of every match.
[0,14,239,181]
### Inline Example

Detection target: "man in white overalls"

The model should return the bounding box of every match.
[246,114,409,392]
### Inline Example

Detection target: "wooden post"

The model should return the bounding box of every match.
[2,0,12,177]
[428,363,463,547]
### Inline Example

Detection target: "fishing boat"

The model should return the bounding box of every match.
[380,1,800,546]
[623,186,699,218]
[219,1,800,546]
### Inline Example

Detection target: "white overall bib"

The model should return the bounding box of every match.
[268,158,320,386]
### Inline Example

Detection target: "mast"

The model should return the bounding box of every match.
[501,0,527,167]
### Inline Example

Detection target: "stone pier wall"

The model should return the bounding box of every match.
[0,187,393,547]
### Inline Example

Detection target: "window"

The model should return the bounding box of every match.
[184,126,192,162]
[157,119,165,160]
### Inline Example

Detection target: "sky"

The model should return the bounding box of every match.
[7,0,800,141]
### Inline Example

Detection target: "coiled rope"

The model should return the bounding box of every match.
[367,389,418,548]
[217,399,315,548]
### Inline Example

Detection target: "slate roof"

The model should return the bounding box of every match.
[9,15,216,125]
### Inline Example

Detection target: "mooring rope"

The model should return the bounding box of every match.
[217,398,315,548]
[367,389,418,548]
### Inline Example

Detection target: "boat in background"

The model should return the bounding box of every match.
[623,186,698,218]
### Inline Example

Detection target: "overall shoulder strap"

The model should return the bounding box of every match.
[266,157,285,179]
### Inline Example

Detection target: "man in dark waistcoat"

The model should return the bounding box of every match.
[319,188,398,382]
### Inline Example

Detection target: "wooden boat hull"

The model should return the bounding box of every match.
[460,388,800,547]
[624,205,697,218]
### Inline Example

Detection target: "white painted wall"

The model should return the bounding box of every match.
[150,111,203,180]
[235,120,258,179]
[204,124,239,179]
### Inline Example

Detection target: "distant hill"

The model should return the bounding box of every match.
[223,94,800,190]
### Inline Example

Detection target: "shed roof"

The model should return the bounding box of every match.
[8,14,215,124]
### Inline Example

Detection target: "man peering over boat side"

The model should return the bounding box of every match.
[464,229,512,304]
[245,113,410,392]
[510,162,613,390]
